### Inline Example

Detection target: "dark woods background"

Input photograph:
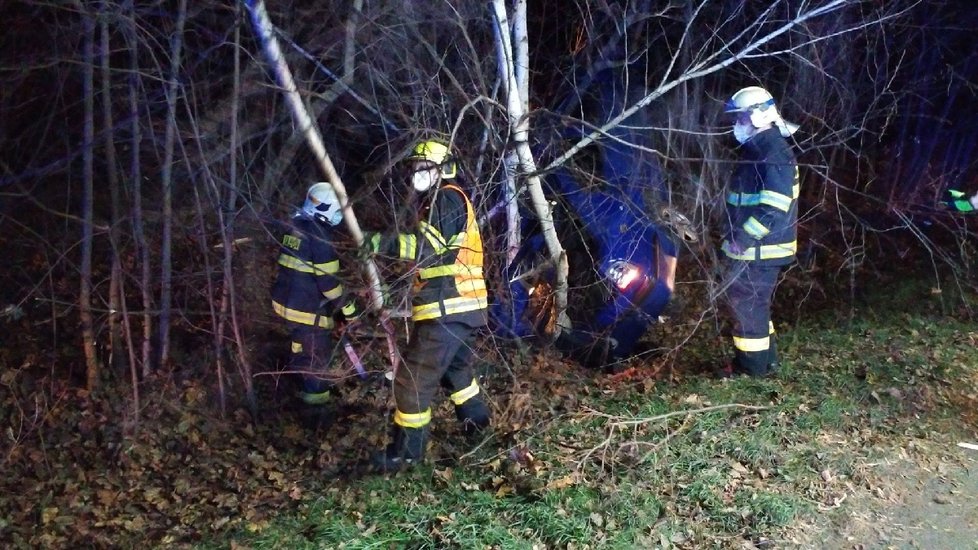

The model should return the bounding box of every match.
[0,1,976,405]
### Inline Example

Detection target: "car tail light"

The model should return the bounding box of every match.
[607,260,642,290]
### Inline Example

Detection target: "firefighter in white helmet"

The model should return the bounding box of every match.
[362,138,491,471]
[718,86,800,378]
[271,183,360,417]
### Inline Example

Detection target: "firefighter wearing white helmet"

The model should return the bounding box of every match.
[725,86,800,143]
[717,86,800,378]
[362,138,490,471]
[271,182,360,417]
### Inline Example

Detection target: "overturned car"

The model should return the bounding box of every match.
[490,70,694,369]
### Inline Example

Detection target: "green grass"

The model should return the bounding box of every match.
[213,278,978,548]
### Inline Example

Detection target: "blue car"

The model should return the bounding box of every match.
[491,70,693,369]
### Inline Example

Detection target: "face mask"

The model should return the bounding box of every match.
[733,121,755,144]
[326,208,343,226]
[412,169,438,192]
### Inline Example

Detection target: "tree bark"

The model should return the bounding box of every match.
[158,0,188,368]
[75,0,101,391]
[491,0,570,333]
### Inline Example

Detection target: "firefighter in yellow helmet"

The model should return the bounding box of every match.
[363,138,491,470]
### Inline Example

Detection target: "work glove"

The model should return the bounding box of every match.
[939,189,977,213]
[357,232,381,261]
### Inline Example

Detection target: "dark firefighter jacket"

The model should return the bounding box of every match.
[371,184,487,327]
[271,214,357,329]
[722,127,799,266]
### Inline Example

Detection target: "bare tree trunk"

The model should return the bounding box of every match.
[125,0,153,378]
[100,0,125,374]
[214,3,246,415]
[76,0,101,391]
[158,0,188,368]
[491,0,570,333]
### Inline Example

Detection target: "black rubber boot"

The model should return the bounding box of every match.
[455,399,491,436]
[764,334,781,377]
[373,425,428,472]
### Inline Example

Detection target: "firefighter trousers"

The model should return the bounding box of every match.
[723,262,781,376]
[287,322,338,395]
[392,320,486,428]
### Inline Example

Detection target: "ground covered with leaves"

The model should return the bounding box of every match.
[1,274,977,549]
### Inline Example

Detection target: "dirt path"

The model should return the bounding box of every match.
[817,446,978,549]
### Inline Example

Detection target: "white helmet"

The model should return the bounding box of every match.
[725,86,799,137]
[302,183,343,225]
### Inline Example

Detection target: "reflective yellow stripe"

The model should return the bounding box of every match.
[758,189,792,211]
[399,234,417,259]
[419,221,449,254]
[733,335,770,352]
[368,232,381,252]
[322,284,344,300]
[271,301,334,328]
[727,184,799,207]
[447,231,466,248]
[722,240,796,261]
[394,408,432,428]
[743,216,770,239]
[727,192,760,206]
[291,341,303,354]
[341,302,357,317]
[768,321,775,335]
[300,391,332,405]
[412,295,488,321]
[278,254,339,275]
[449,379,480,405]
[454,278,487,294]
[418,265,485,279]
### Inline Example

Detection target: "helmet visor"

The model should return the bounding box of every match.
[724,97,775,113]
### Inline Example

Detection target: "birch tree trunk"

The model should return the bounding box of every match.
[491,0,569,333]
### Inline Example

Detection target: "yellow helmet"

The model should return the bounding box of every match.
[406,139,457,179]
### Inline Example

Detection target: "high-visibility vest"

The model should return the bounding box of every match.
[410,185,488,322]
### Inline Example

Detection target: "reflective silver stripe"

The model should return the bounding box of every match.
[278,254,339,275]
